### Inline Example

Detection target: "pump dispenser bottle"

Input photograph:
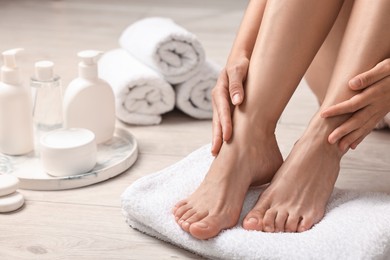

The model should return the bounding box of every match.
[63,50,115,144]
[0,48,34,155]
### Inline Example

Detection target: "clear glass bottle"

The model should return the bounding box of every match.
[31,61,63,151]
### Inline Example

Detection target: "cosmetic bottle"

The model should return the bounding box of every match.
[63,50,115,144]
[0,48,34,155]
[31,61,63,149]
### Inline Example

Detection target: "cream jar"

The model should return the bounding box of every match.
[40,128,97,177]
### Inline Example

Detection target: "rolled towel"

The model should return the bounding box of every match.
[119,17,206,84]
[175,61,220,119]
[375,113,390,130]
[98,49,175,125]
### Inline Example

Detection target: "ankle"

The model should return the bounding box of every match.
[233,116,276,141]
[307,110,351,135]
[233,104,278,136]
[299,127,344,159]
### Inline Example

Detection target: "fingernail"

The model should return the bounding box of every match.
[232,94,241,105]
[349,78,361,88]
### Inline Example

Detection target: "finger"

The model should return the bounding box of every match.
[211,104,223,156]
[226,62,247,105]
[350,136,365,150]
[321,94,370,118]
[349,59,390,90]
[328,107,374,144]
[339,125,372,152]
[211,84,233,142]
[338,115,379,151]
[328,119,359,145]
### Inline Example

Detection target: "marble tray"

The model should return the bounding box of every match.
[0,128,138,190]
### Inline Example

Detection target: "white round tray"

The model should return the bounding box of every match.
[0,128,138,190]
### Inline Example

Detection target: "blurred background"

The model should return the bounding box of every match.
[0,0,246,88]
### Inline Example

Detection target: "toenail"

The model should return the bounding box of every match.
[179,219,184,224]
[182,221,190,228]
[298,226,308,232]
[264,226,273,232]
[195,222,208,228]
[247,217,258,224]
[175,217,179,221]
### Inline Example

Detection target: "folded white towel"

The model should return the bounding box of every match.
[99,49,175,125]
[122,144,390,260]
[119,17,206,84]
[174,61,220,119]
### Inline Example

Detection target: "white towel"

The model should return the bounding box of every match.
[99,49,175,125]
[122,144,390,260]
[376,113,390,130]
[174,61,220,119]
[119,17,206,84]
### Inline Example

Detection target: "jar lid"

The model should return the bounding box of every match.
[40,128,97,177]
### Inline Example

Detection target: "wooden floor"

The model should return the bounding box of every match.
[0,0,389,259]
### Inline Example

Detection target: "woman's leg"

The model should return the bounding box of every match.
[305,0,353,104]
[244,0,390,233]
[173,0,343,240]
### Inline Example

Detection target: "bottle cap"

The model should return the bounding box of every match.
[77,50,103,79]
[34,61,54,81]
[1,48,24,85]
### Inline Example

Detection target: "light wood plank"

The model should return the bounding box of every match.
[0,202,200,259]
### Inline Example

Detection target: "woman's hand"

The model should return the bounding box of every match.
[321,59,390,151]
[211,57,249,155]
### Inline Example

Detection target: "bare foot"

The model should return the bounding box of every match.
[172,129,283,240]
[243,121,344,233]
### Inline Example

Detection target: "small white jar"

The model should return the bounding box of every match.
[40,128,97,177]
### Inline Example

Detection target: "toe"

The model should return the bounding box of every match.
[274,211,288,232]
[173,200,187,212]
[177,209,196,232]
[284,214,301,232]
[182,212,208,233]
[180,209,196,222]
[262,209,277,232]
[174,200,187,208]
[185,211,208,225]
[297,216,315,232]
[243,207,267,231]
[174,204,192,220]
[181,221,191,232]
[189,215,224,240]
[297,210,324,232]
[179,209,196,232]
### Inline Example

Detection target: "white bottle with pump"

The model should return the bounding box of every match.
[0,48,34,155]
[63,50,115,144]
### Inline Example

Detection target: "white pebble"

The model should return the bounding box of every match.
[0,174,19,197]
